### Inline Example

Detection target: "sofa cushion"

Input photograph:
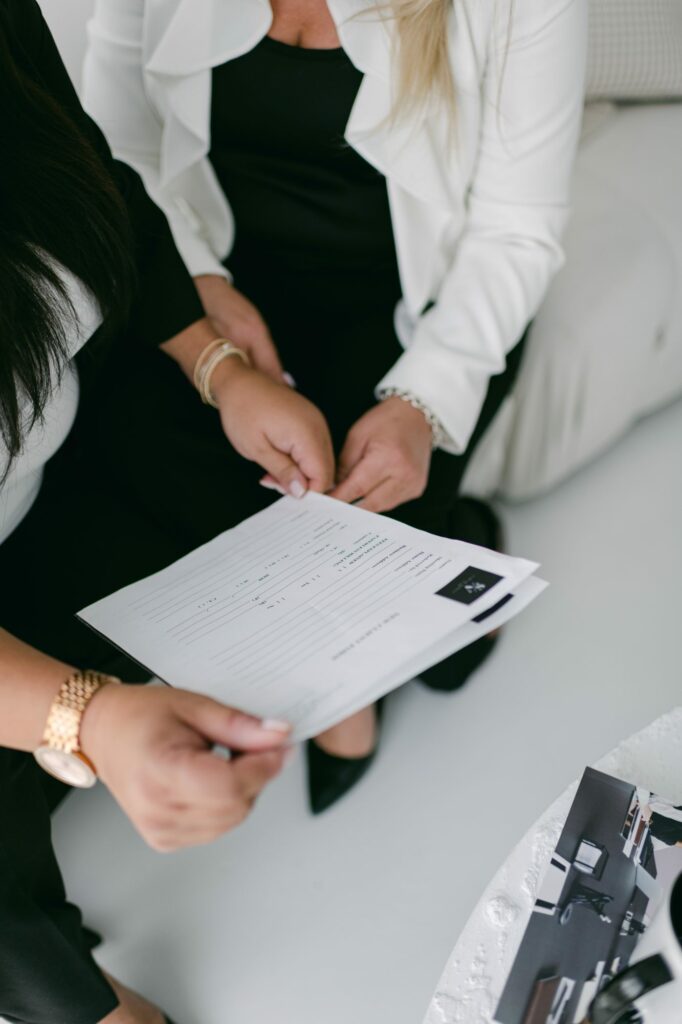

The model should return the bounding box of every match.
[464,105,682,500]
[498,170,672,499]
[586,0,682,100]
[576,104,682,412]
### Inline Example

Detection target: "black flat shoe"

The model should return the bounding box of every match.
[307,702,383,815]
[419,498,504,693]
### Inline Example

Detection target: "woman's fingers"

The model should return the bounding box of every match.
[175,691,291,751]
[331,454,421,511]
[335,429,366,487]
[328,466,367,504]
[138,804,252,852]
[259,453,333,497]
[329,451,386,505]
[293,429,336,495]
[256,446,309,498]
[231,748,293,802]
[261,419,335,496]
[173,745,287,807]
[329,430,371,503]
[141,747,289,850]
[216,369,335,494]
[259,474,287,496]
[330,400,432,508]
[80,684,293,854]
[356,479,403,514]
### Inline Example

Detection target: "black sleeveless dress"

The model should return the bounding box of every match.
[211,37,399,277]
[208,36,405,445]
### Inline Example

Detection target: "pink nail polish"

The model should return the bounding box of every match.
[259,479,287,495]
[261,718,291,733]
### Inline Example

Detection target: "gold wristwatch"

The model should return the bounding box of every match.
[34,670,120,788]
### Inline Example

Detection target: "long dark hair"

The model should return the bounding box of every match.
[0,12,135,475]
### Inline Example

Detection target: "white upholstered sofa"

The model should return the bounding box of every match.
[465,98,682,499]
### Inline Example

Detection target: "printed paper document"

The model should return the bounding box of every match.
[79,494,546,739]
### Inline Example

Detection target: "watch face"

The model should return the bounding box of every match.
[34,746,97,788]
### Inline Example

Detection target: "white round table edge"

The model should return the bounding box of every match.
[423,707,682,1024]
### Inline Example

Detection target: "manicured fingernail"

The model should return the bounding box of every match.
[261,718,291,733]
[259,479,286,495]
[282,371,296,388]
[211,744,232,761]
[289,479,306,499]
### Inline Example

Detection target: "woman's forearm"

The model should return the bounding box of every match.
[0,629,74,751]
[159,315,217,382]
[160,315,247,395]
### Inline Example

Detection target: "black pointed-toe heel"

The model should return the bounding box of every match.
[419,498,504,693]
[307,702,383,815]
[453,496,504,552]
[82,925,103,951]
[419,633,498,691]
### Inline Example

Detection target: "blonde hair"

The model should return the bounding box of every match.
[387,0,455,117]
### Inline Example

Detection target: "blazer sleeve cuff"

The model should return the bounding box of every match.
[166,209,233,282]
[375,337,492,457]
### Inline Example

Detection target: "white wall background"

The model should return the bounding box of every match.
[40,0,94,87]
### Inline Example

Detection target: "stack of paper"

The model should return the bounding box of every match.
[79,493,546,740]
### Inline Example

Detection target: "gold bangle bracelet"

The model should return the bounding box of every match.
[199,344,250,408]
[192,338,250,406]
[192,337,230,392]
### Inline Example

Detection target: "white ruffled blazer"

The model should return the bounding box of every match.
[82,0,587,454]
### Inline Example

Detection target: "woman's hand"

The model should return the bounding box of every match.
[213,359,335,498]
[80,683,292,852]
[330,397,432,513]
[159,318,334,496]
[194,274,286,383]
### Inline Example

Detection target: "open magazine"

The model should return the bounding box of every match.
[494,767,682,1024]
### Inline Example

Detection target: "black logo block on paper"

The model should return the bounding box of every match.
[436,566,502,605]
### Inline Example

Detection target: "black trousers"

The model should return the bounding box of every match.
[0,444,186,1024]
[0,750,119,1024]
[0,258,525,1022]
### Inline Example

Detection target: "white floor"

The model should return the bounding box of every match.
[53,400,682,1024]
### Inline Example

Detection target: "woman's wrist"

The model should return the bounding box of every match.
[377,388,449,449]
[193,273,232,313]
[207,350,252,404]
[159,316,221,384]
[194,340,251,407]
[78,679,125,774]
[159,318,253,407]
[0,629,75,751]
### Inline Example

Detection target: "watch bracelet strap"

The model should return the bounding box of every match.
[42,670,120,756]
